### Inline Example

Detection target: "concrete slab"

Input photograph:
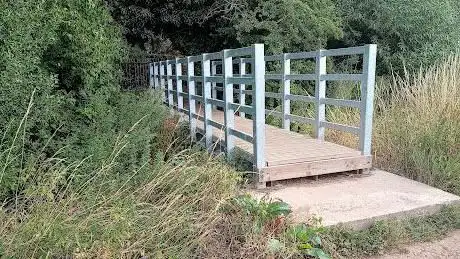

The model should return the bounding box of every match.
[251,170,460,229]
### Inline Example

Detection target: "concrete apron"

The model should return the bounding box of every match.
[251,170,460,230]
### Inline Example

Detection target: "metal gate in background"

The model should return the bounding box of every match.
[121,60,151,90]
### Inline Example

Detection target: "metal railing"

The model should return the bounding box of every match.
[150,44,377,171]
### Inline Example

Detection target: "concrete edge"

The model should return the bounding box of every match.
[329,199,460,230]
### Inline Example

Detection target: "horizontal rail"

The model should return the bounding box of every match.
[207,119,225,129]
[191,112,204,121]
[229,128,253,143]
[287,114,315,125]
[190,76,202,82]
[286,51,316,60]
[265,54,283,62]
[206,76,224,83]
[205,52,222,60]
[265,109,282,117]
[226,46,253,57]
[265,92,282,98]
[176,58,187,64]
[228,77,254,85]
[229,103,253,115]
[321,98,361,108]
[287,74,316,81]
[287,94,315,102]
[207,98,225,108]
[322,46,365,57]
[321,74,363,81]
[265,74,282,80]
[321,121,360,135]
[190,94,203,102]
[189,55,201,62]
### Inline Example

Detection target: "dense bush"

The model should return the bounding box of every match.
[0,0,166,199]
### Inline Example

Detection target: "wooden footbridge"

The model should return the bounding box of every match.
[150,44,377,187]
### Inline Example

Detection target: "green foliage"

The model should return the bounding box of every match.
[322,206,460,258]
[107,0,342,55]
[229,194,292,231]
[287,222,330,259]
[336,0,460,73]
[234,0,342,54]
[224,194,330,258]
[0,0,169,200]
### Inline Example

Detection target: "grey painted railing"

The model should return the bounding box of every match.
[150,44,377,171]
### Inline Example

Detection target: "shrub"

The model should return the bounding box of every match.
[0,0,169,199]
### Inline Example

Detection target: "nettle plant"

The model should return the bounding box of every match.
[226,194,330,258]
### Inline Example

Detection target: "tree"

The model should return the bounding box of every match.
[233,0,342,54]
[335,0,460,74]
[106,0,342,56]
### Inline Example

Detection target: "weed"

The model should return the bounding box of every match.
[322,205,460,258]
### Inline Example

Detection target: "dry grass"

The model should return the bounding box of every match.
[373,55,460,194]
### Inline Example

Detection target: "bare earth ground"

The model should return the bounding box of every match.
[371,230,460,259]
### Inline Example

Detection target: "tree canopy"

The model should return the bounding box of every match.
[107,0,460,74]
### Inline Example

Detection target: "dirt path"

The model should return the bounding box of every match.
[372,230,460,259]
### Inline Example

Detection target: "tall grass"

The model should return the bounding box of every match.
[374,55,460,195]
[0,127,240,257]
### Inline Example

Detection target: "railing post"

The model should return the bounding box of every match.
[360,44,377,156]
[253,44,266,172]
[223,49,235,156]
[239,58,246,117]
[149,62,154,88]
[315,50,326,140]
[282,54,291,130]
[154,62,159,89]
[175,58,183,110]
[160,61,166,102]
[167,61,174,106]
[211,61,217,109]
[187,57,196,141]
[202,54,213,150]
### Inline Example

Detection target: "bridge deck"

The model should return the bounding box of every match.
[195,108,372,183]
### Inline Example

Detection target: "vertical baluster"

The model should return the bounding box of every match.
[211,61,217,109]
[149,62,154,89]
[253,44,266,173]
[315,50,326,140]
[167,61,173,107]
[223,50,235,156]
[202,54,213,150]
[160,61,166,102]
[282,54,291,130]
[360,44,377,156]
[154,62,159,89]
[176,58,183,110]
[187,57,196,141]
[239,58,246,117]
